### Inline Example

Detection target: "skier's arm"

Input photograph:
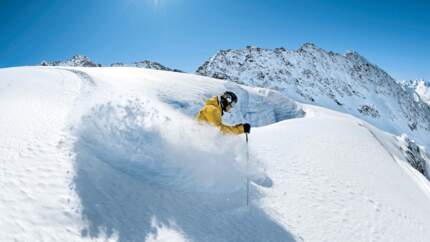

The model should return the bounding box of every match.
[205,106,244,135]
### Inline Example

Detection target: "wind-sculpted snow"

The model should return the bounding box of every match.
[72,98,295,241]
[158,85,304,128]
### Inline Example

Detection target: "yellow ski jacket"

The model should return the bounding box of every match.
[196,96,245,135]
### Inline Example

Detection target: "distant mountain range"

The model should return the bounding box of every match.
[40,55,101,67]
[40,55,182,72]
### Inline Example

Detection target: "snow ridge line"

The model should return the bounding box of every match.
[59,68,96,88]
[358,123,398,164]
[358,123,430,200]
[57,68,98,119]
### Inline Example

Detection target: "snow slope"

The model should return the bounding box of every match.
[253,106,430,242]
[0,66,429,242]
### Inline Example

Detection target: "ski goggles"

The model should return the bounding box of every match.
[225,95,237,107]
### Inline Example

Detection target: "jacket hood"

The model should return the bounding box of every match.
[205,96,223,115]
[205,96,220,106]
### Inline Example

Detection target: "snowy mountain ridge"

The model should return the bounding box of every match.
[196,44,430,150]
[401,79,430,106]
[111,60,183,72]
[40,54,101,67]
[40,55,182,72]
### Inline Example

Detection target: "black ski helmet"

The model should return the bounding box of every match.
[220,91,238,111]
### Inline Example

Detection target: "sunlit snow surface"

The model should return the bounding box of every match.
[0,66,429,242]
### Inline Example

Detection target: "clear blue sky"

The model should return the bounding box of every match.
[0,0,429,80]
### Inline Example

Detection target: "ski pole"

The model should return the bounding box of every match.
[246,133,249,207]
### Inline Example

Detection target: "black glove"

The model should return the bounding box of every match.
[243,123,251,133]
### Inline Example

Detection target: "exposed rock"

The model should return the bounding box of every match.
[358,105,380,118]
[399,135,430,178]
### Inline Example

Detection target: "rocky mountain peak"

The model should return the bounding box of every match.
[345,49,369,64]
[299,42,319,51]
[40,54,101,67]
[196,44,430,149]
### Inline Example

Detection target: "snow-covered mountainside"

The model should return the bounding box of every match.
[1,66,430,242]
[111,60,183,72]
[401,79,430,106]
[196,44,430,150]
[40,54,101,67]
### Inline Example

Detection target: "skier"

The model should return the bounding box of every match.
[196,91,251,135]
